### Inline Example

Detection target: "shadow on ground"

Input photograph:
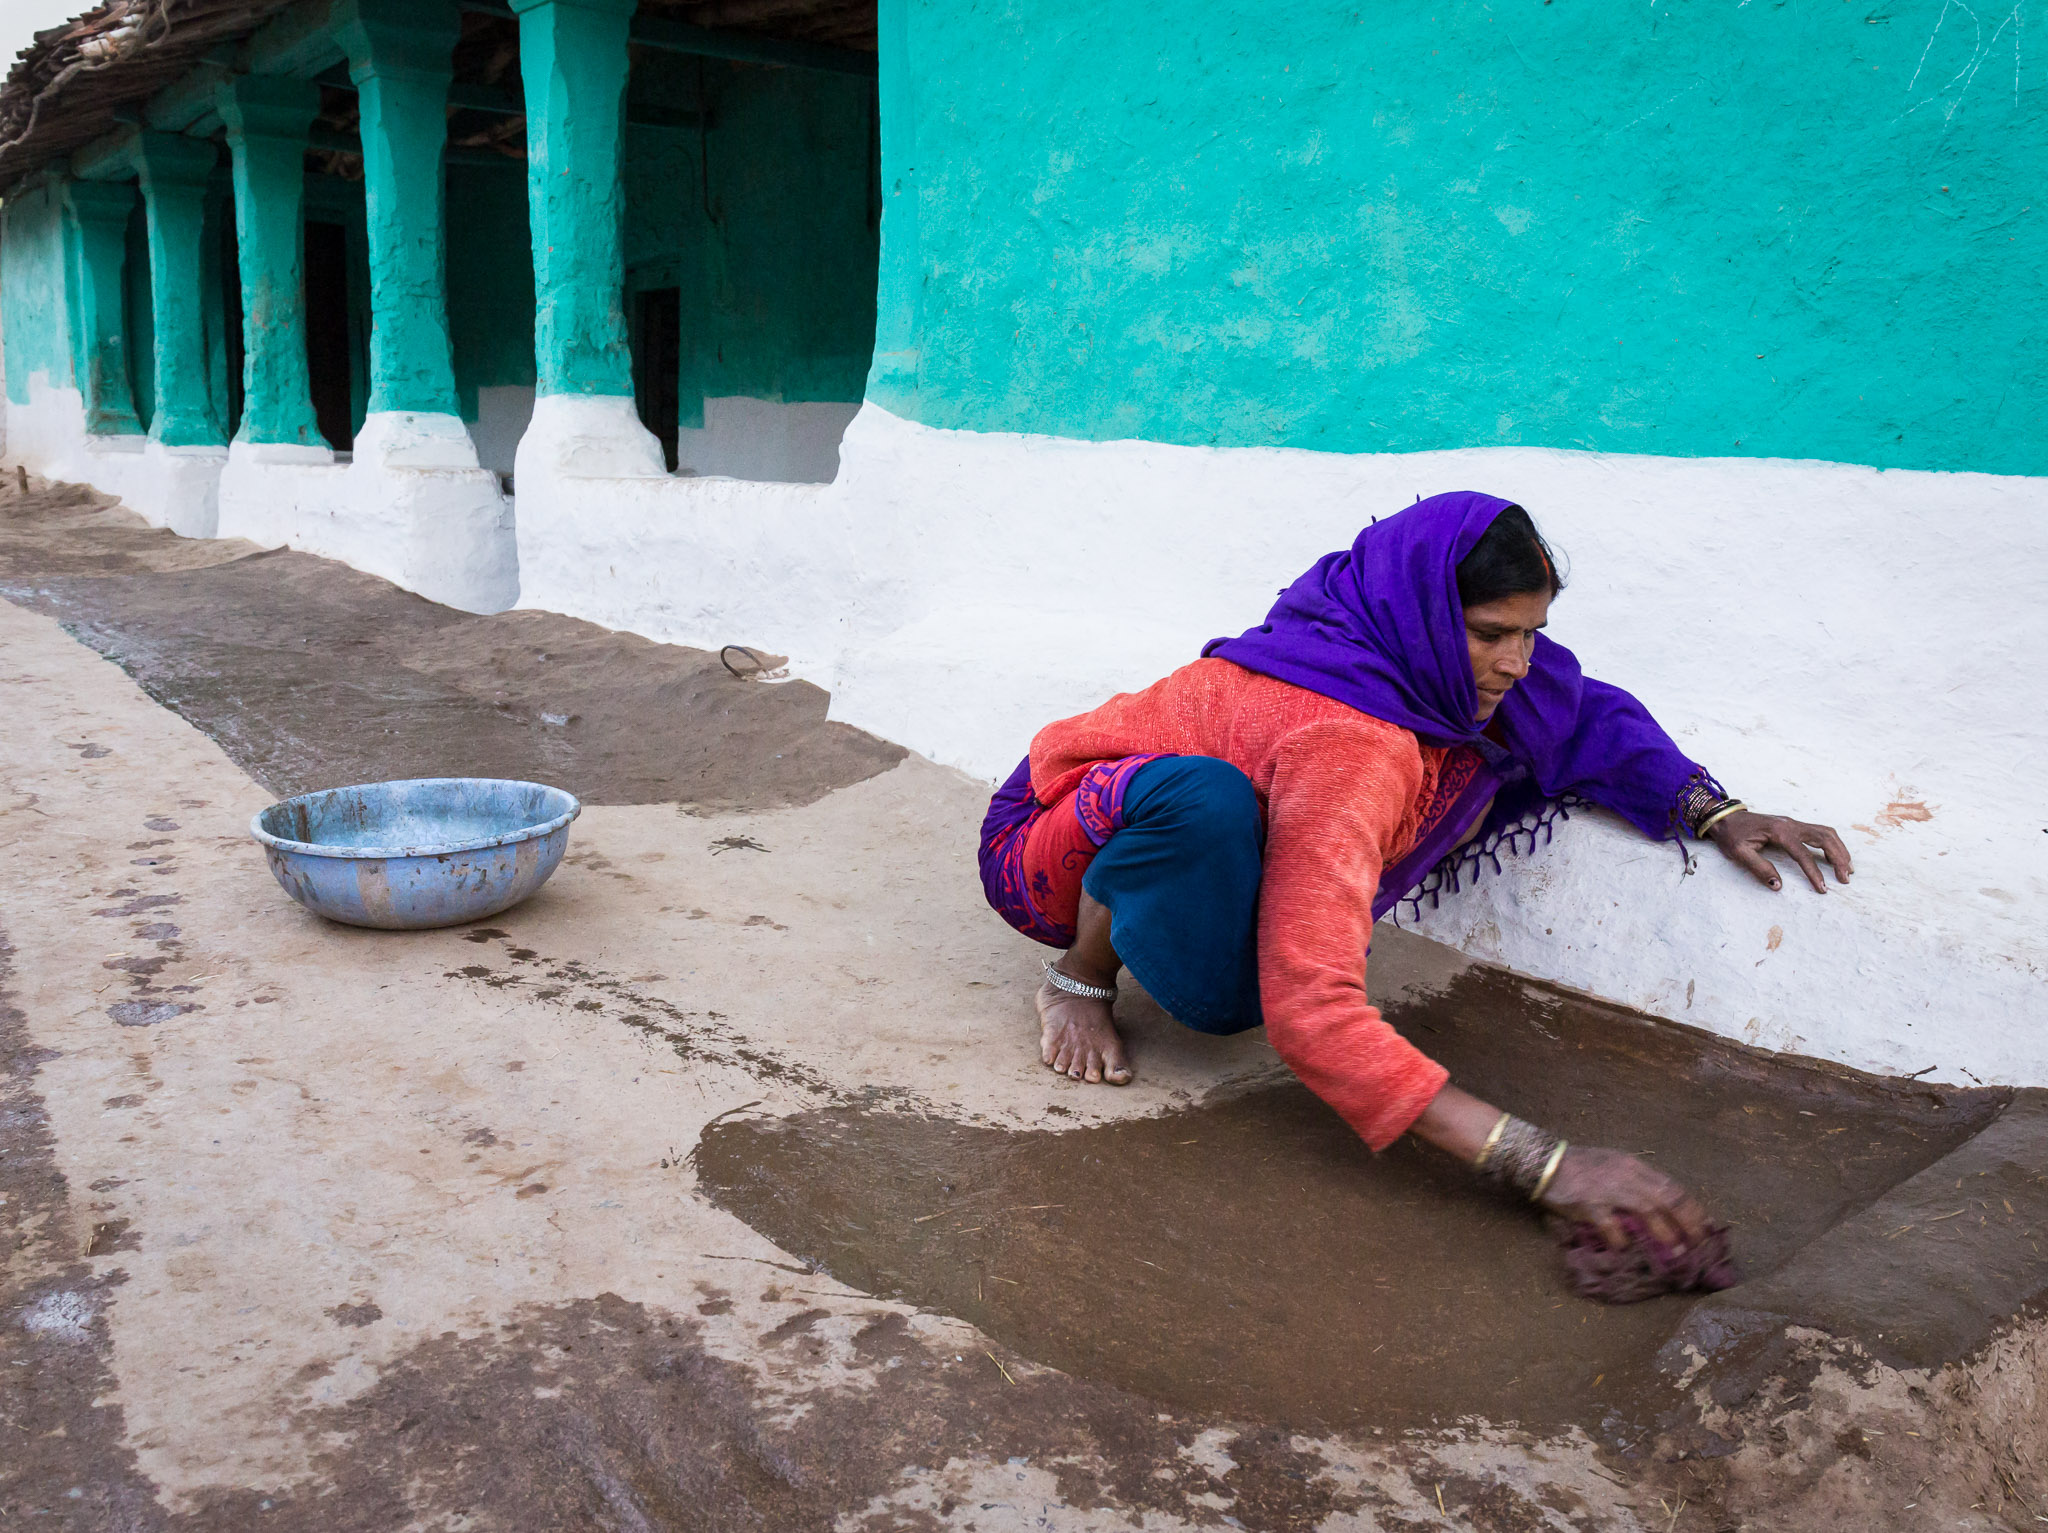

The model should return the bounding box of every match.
[0,482,902,809]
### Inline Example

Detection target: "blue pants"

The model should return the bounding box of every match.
[1081,755,1265,1034]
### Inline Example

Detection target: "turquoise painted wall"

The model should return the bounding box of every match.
[1,184,76,403]
[874,0,2047,476]
[446,159,537,421]
[624,55,878,422]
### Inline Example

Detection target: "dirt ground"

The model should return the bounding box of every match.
[2,475,2045,1532]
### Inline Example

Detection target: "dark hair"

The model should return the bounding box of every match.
[1455,503,1564,607]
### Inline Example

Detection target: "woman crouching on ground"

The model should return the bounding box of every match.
[977,492,1852,1259]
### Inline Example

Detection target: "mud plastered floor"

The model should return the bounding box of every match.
[2,478,2045,1532]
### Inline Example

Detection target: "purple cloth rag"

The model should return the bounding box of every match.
[1559,1215,1741,1304]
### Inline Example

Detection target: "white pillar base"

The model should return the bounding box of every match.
[229,438,336,467]
[355,409,487,471]
[217,411,518,614]
[132,442,231,538]
[514,393,668,482]
[2,375,226,537]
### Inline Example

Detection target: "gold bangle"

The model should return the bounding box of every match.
[1472,1111,1511,1172]
[1692,800,1747,840]
[1530,1140,1569,1203]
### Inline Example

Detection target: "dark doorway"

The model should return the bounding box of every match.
[304,219,354,451]
[632,285,681,473]
[219,201,245,440]
[123,196,154,433]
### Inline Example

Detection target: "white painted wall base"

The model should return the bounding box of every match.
[7,382,2042,1087]
[676,396,860,484]
[7,374,226,536]
[213,410,518,614]
[1396,806,2039,1088]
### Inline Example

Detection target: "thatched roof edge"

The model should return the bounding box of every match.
[0,0,295,190]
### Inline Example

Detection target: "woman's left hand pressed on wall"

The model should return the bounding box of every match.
[1707,809,1854,893]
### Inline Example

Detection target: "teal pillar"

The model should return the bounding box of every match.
[63,179,144,435]
[340,0,461,416]
[866,0,921,406]
[134,133,226,447]
[511,0,635,397]
[220,75,324,447]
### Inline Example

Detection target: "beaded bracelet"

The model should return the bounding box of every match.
[1473,1113,1569,1203]
[1678,778,1747,839]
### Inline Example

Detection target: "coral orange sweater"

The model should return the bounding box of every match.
[1031,658,1452,1151]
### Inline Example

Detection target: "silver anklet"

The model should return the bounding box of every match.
[1043,958,1116,1001]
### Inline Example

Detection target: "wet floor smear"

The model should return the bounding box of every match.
[694,965,2001,1436]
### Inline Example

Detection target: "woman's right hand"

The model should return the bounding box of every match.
[1538,1145,1710,1252]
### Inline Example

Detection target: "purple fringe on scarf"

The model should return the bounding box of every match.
[1390,792,1582,926]
[1387,764,1730,924]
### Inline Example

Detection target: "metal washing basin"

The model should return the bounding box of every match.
[251,777,580,930]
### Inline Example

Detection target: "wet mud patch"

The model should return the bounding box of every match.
[693,966,2002,1437]
[1,514,902,809]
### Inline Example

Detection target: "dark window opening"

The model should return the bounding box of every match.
[632,285,682,473]
[304,219,354,451]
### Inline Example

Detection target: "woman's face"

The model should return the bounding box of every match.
[1463,589,1552,722]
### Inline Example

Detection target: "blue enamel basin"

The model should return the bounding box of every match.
[251,777,580,930]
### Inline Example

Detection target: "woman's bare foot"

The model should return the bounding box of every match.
[1036,980,1133,1085]
[1038,891,1133,1084]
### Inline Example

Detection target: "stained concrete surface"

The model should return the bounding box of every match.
[3,477,2047,1531]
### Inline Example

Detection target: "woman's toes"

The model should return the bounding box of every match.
[1034,996,1131,1086]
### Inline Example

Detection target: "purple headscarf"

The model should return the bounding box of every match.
[1205,492,1715,912]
